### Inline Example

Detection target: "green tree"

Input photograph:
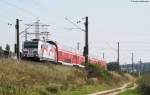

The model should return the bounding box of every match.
[0,46,3,57]
[107,62,120,71]
[5,44,10,52]
[0,46,2,52]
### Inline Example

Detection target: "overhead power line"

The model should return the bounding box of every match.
[0,19,8,24]
[131,0,149,2]
[64,17,85,31]
[120,41,150,44]
[105,42,117,51]
[0,10,15,25]
[121,49,150,51]
[0,0,36,17]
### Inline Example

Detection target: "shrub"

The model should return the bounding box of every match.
[45,83,63,93]
[85,63,109,78]
[138,75,150,95]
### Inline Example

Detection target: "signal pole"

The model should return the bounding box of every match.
[84,16,89,64]
[103,52,105,59]
[139,59,142,77]
[132,52,134,72]
[15,19,20,61]
[77,42,80,51]
[117,42,120,71]
[64,16,89,65]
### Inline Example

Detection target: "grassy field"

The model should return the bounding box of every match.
[0,59,134,95]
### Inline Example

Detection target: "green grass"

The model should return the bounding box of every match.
[0,59,133,95]
[118,89,140,95]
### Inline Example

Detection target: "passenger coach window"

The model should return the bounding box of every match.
[59,51,62,56]
[73,55,76,59]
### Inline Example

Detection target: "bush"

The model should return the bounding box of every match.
[85,63,109,78]
[138,75,150,95]
[45,83,63,93]
[107,62,120,71]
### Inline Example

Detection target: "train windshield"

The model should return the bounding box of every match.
[24,41,38,48]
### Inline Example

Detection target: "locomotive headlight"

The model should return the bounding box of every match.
[34,54,38,57]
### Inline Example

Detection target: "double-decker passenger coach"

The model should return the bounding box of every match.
[22,39,107,69]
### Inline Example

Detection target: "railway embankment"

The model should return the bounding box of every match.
[0,59,135,95]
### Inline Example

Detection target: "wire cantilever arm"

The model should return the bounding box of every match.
[64,17,85,32]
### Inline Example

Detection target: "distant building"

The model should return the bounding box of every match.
[120,62,150,74]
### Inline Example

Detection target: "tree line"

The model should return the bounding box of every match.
[0,44,11,58]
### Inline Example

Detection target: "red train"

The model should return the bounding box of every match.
[22,40,107,69]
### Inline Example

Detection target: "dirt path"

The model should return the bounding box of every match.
[88,83,137,95]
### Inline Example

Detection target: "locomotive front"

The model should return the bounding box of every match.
[22,41,39,58]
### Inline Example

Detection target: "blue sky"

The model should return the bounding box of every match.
[0,0,150,64]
